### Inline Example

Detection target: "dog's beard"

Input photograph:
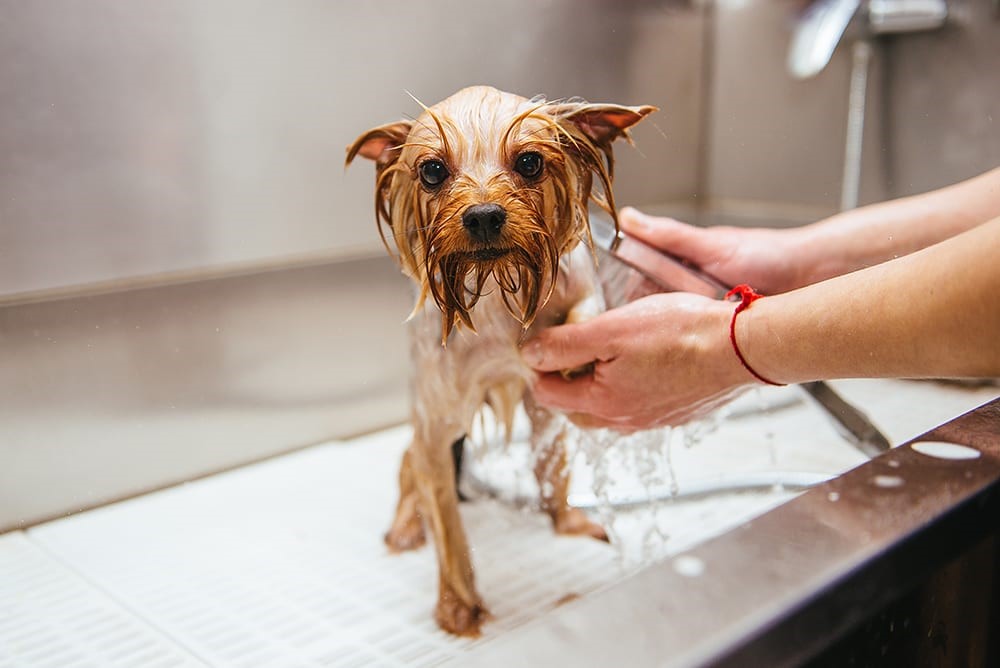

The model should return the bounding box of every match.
[425,230,559,345]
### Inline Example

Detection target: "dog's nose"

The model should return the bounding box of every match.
[462,203,506,244]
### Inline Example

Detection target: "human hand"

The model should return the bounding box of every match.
[521,292,753,432]
[619,207,807,294]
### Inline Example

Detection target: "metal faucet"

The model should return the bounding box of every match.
[787,0,862,80]
[788,0,948,79]
[787,0,947,210]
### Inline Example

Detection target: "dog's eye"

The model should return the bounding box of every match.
[514,152,543,179]
[418,159,449,188]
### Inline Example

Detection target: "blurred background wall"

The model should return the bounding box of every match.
[0,0,705,299]
[705,0,1000,220]
[1,0,997,530]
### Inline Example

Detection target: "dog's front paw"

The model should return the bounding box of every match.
[554,507,610,542]
[435,586,490,637]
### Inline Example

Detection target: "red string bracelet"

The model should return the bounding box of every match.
[724,284,785,387]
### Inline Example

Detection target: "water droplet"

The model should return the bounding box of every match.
[673,554,705,577]
[910,441,981,461]
[873,474,904,488]
[665,428,679,498]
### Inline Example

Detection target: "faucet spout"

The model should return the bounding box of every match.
[787,0,862,79]
[788,0,949,79]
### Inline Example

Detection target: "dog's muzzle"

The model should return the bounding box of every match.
[462,203,506,244]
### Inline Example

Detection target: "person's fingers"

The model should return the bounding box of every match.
[520,320,616,373]
[531,372,639,432]
[530,368,601,413]
[619,207,707,259]
[565,411,637,433]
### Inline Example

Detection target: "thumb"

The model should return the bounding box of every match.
[620,207,708,261]
[521,322,608,373]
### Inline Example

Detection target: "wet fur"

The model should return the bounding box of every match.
[347,86,654,636]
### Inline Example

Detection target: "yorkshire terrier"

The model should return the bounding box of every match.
[347,85,654,636]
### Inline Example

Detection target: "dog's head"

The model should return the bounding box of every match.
[347,86,655,343]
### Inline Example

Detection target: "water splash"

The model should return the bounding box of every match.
[463,398,783,569]
[572,424,687,567]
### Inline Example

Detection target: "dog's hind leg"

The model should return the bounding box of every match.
[534,436,609,542]
[386,434,468,553]
[526,398,608,542]
[385,448,426,552]
[451,436,469,502]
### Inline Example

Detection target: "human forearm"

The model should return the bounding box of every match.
[524,216,1000,432]
[787,167,1000,288]
[741,217,1000,383]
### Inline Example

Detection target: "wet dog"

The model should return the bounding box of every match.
[347,86,654,635]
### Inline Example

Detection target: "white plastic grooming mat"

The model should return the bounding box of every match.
[2,380,996,667]
[3,428,625,668]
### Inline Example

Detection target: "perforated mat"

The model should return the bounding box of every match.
[5,429,630,667]
[2,380,995,667]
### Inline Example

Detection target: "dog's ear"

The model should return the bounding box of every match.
[549,103,657,147]
[345,120,413,170]
[541,102,656,248]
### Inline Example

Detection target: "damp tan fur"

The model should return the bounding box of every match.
[347,86,654,636]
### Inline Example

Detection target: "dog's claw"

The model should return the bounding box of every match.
[554,507,609,542]
[435,589,490,637]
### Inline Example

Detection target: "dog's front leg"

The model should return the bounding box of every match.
[409,421,488,636]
